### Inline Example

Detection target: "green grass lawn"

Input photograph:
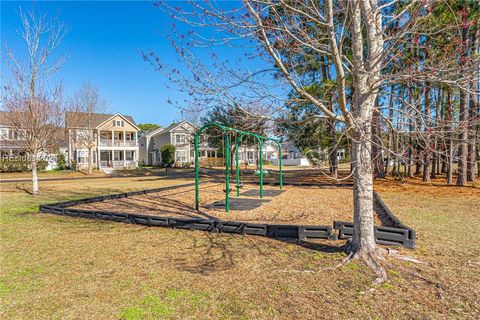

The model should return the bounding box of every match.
[1,175,479,319]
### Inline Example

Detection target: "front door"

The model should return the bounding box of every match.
[100,151,112,167]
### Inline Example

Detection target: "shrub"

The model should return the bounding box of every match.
[160,144,175,172]
[56,152,66,170]
[0,160,29,172]
[0,159,47,172]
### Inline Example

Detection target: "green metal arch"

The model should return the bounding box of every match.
[194,122,283,212]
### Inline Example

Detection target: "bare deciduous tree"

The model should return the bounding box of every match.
[2,8,68,195]
[68,82,106,175]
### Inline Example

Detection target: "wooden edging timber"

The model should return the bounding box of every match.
[39,182,415,248]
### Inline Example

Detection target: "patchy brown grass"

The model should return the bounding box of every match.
[1,174,479,319]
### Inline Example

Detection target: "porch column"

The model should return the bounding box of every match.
[134,132,138,145]
[123,131,126,147]
[96,150,99,168]
[123,150,126,164]
[111,130,114,146]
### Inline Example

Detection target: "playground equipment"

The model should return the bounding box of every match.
[194,122,283,212]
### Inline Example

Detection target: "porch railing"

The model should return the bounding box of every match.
[99,140,137,147]
[99,140,113,147]
[100,160,137,169]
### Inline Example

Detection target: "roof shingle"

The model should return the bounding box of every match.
[66,112,136,128]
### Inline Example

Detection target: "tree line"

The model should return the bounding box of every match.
[150,0,479,283]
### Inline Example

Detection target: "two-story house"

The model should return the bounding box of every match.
[66,112,139,173]
[139,120,217,166]
[0,111,64,170]
[0,111,26,160]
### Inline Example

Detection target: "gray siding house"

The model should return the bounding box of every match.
[139,120,209,166]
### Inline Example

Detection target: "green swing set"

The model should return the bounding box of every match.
[194,122,283,212]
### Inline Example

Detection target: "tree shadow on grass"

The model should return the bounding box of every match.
[169,230,344,275]
[15,185,34,195]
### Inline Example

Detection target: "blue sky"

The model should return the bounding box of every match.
[1,0,267,126]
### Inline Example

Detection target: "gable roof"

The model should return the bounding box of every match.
[164,120,196,132]
[144,120,196,138]
[66,112,137,129]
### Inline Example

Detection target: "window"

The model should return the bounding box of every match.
[152,150,160,164]
[0,128,8,140]
[175,150,187,162]
[175,133,186,144]
[76,150,89,164]
[125,150,134,161]
[114,150,123,161]
[113,120,124,127]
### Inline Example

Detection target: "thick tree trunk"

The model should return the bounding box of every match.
[348,96,385,282]
[351,135,376,253]
[31,157,39,196]
[349,124,385,283]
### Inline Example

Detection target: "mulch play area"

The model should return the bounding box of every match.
[71,183,382,226]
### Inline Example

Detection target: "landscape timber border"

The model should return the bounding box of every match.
[39,182,415,248]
